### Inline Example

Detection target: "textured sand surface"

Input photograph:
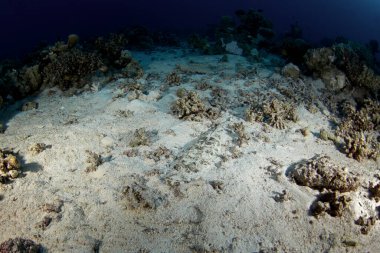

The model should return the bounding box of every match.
[0,49,379,252]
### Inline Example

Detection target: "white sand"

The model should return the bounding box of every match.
[0,48,379,252]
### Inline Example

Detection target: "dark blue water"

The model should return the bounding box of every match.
[1,0,379,59]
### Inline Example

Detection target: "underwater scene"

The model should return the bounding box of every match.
[0,0,379,252]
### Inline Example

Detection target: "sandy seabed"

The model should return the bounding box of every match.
[0,48,379,252]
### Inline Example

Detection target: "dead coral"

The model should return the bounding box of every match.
[319,129,337,142]
[333,42,380,91]
[165,72,181,85]
[21,101,38,111]
[334,99,380,161]
[35,216,52,230]
[129,128,152,147]
[85,150,103,172]
[355,216,377,235]
[0,149,21,182]
[0,237,42,253]
[310,191,351,217]
[288,155,359,192]
[246,98,298,129]
[342,132,378,161]
[28,143,47,156]
[209,87,229,110]
[171,91,219,121]
[369,182,380,202]
[230,122,250,147]
[121,59,144,79]
[146,146,172,162]
[122,176,166,210]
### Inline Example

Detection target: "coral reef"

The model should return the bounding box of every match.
[42,47,102,90]
[0,149,21,182]
[187,34,212,54]
[93,33,128,67]
[171,91,219,121]
[0,238,42,253]
[245,98,298,129]
[288,155,359,192]
[335,99,380,161]
[304,47,347,91]
[305,42,380,92]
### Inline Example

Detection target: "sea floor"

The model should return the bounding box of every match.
[0,48,379,252]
